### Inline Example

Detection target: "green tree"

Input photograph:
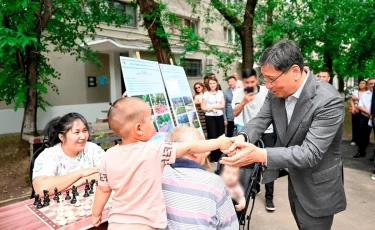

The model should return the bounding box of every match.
[255,0,375,91]
[0,0,127,136]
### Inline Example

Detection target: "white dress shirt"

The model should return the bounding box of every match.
[358,90,372,118]
[285,72,309,124]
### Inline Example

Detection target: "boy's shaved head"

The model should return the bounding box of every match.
[108,97,150,136]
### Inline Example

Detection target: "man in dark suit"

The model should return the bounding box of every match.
[221,40,346,229]
[223,76,236,137]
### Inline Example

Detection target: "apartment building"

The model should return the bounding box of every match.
[0,0,243,134]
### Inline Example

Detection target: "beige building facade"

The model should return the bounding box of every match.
[0,0,244,134]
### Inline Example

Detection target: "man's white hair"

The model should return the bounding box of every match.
[166,125,204,143]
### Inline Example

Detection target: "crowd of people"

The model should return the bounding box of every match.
[30,40,371,230]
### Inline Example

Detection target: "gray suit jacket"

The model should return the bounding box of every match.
[241,72,347,218]
[223,88,235,121]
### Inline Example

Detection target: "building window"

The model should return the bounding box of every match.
[224,27,235,43]
[183,59,202,77]
[113,1,137,27]
[171,17,198,35]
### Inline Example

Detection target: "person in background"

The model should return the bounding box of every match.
[201,76,226,162]
[233,72,243,88]
[232,68,276,211]
[207,73,222,90]
[350,80,367,146]
[162,125,239,229]
[204,75,210,91]
[193,82,207,105]
[32,113,104,196]
[224,76,237,137]
[355,78,375,158]
[317,69,331,83]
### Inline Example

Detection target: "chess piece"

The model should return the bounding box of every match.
[85,179,90,190]
[53,188,59,201]
[36,198,43,209]
[83,201,91,210]
[78,207,86,217]
[65,190,71,200]
[56,193,60,203]
[89,184,94,194]
[58,216,67,226]
[83,188,90,197]
[70,191,77,204]
[67,210,75,223]
[43,195,50,206]
[72,185,79,196]
[74,199,81,207]
[34,194,40,206]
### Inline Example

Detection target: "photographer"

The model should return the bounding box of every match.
[233,68,276,211]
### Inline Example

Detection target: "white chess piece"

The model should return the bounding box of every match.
[84,200,91,210]
[55,213,61,221]
[58,216,67,226]
[74,199,81,207]
[58,204,65,214]
[78,208,86,217]
[67,211,75,223]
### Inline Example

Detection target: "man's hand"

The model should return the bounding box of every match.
[224,120,228,126]
[222,135,245,157]
[242,93,254,104]
[92,214,102,227]
[220,142,267,167]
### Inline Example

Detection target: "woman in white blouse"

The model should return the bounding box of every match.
[201,76,225,162]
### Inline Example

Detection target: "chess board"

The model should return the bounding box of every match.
[25,187,112,230]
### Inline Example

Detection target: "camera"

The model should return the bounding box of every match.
[244,86,254,93]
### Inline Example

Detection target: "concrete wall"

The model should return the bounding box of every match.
[0,103,110,135]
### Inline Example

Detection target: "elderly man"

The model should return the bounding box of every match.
[221,40,346,229]
[233,72,243,88]
[162,126,239,230]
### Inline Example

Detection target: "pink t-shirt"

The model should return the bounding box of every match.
[98,141,177,228]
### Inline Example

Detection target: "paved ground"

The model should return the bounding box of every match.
[247,140,375,230]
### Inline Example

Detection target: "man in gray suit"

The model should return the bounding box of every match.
[223,76,237,137]
[220,40,346,229]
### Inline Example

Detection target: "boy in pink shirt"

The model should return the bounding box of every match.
[92,97,232,230]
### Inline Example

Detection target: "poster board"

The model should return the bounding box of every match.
[119,57,174,141]
[159,64,205,139]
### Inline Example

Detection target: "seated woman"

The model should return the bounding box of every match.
[32,112,104,196]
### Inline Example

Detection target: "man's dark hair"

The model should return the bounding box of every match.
[226,76,236,81]
[242,68,257,79]
[204,76,209,80]
[319,69,331,77]
[259,40,304,73]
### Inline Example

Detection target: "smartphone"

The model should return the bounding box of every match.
[244,86,254,93]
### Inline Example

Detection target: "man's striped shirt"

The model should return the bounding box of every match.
[162,159,239,230]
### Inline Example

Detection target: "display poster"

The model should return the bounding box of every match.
[119,57,174,140]
[159,64,205,139]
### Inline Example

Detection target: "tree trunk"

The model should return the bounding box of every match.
[264,0,274,48]
[21,47,39,136]
[137,0,175,64]
[338,77,344,92]
[240,30,254,70]
[239,0,257,71]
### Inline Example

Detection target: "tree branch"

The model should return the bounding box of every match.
[35,0,53,33]
[211,0,243,36]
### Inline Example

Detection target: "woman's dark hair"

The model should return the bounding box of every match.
[44,112,90,146]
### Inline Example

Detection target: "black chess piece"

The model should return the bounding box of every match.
[70,192,77,204]
[56,194,60,203]
[43,190,49,202]
[43,196,50,206]
[89,180,95,194]
[65,190,71,200]
[34,194,40,206]
[53,188,59,201]
[83,188,90,197]
[36,198,43,209]
[85,179,90,190]
[72,185,79,196]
